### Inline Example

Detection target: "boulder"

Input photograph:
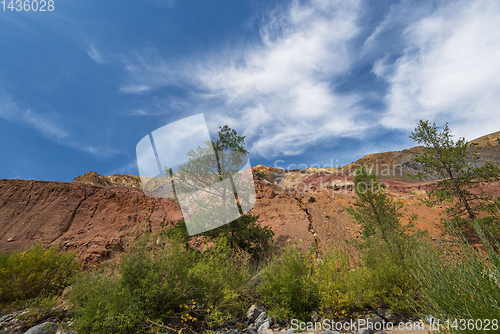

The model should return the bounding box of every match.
[247,304,266,323]
[254,312,271,330]
[258,320,270,334]
[24,322,58,334]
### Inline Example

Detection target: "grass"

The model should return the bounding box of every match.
[412,223,500,333]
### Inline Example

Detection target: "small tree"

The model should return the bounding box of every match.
[168,125,274,260]
[347,166,420,311]
[410,120,500,225]
[347,166,417,252]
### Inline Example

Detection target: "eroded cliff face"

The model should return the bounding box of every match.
[0,179,182,267]
[0,170,452,267]
[0,175,362,265]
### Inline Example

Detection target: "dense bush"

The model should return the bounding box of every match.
[164,216,275,262]
[0,243,78,306]
[69,231,249,334]
[314,249,370,317]
[257,242,420,321]
[202,214,275,261]
[257,243,319,321]
[315,242,419,318]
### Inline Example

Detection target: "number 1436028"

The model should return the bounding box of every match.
[2,0,54,11]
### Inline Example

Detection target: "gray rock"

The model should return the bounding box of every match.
[376,308,395,321]
[24,322,58,334]
[285,329,294,334]
[257,321,270,334]
[355,313,389,334]
[322,330,341,334]
[254,312,271,329]
[247,305,266,323]
[357,329,374,334]
[361,313,385,328]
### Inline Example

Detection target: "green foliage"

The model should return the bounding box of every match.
[252,170,269,181]
[358,234,421,313]
[257,244,319,321]
[314,249,371,317]
[69,230,249,334]
[412,223,500,333]
[162,220,191,249]
[345,165,421,313]
[315,246,420,317]
[0,243,78,306]
[202,214,275,261]
[165,216,274,261]
[212,125,249,155]
[257,240,419,321]
[410,120,500,225]
[347,165,417,247]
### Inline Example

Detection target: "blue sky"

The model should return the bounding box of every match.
[1,0,500,182]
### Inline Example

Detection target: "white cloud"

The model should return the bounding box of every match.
[86,42,106,64]
[120,0,367,158]
[119,48,180,93]
[0,90,68,140]
[0,89,118,157]
[109,159,139,176]
[378,0,500,140]
[22,109,69,140]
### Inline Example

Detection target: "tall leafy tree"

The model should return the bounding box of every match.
[410,120,500,225]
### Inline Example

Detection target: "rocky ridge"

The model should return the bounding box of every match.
[72,171,142,189]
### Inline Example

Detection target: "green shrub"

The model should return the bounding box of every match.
[202,214,275,262]
[0,243,78,306]
[67,270,137,334]
[412,224,500,333]
[69,231,249,334]
[314,249,371,317]
[188,237,250,325]
[165,216,275,262]
[314,242,419,319]
[257,243,319,321]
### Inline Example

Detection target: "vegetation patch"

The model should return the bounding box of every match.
[0,243,78,308]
